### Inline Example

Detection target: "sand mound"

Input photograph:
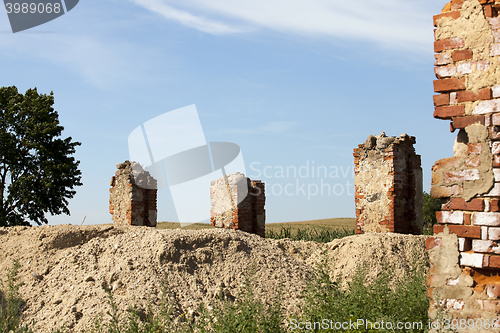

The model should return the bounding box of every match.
[0,225,428,332]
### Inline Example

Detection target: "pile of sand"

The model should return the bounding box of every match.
[0,224,428,332]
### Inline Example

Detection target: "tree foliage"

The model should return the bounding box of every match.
[0,86,82,227]
[423,191,441,235]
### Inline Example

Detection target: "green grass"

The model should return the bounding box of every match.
[0,260,29,333]
[266,218,356,232]
[297,249,429,332]
[266,225,355,242]
[156,217,357,235]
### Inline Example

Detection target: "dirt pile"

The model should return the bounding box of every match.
[0,225,427,332]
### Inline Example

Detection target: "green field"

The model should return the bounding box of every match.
[157,217,356,234]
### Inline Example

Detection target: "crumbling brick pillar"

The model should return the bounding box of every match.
[428,1,500,329]
[353,133,423,235]
[210,172,266,237]
[109,160,157,227]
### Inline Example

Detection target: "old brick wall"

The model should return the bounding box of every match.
[354,133,423,235]
[429,0,500,330]
[109,161,157,227]
[210,172,266,237]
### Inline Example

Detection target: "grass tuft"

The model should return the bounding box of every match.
[297,248,429,332]
[0,260,29,333]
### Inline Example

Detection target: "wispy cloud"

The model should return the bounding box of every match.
[0,31,169,90]
[130,0,247,34]
[130,0,434,52]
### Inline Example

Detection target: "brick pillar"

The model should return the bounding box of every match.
[354,133,423,235]
[210,172,266,237]
[428,1,500,329]
[109,160,157,227]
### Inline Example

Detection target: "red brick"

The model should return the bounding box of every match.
[465,213,471,225]
[431,185,463,198]
[484,255,491,267]
[434,224,445,234]
[484,5,496,18]
[468,143,483,155]
[490,16,500,30]
[473,212,500,226]
[434,105,465,119]
[426,237,443,250]
[452,49,473,62]
[433,94,450,106]
[435,65,457,78]
[434,78,466,93]
[442,169,480,183]
[449,197,485,211]
[433,12,462,27]
[490,126,500,140]
[494,155,500,167]
[433,224,481,238]
[492,199,500,212]
[457,88,492,103]
[435,53,452,66]
[488,255,500,268]
[451,115,485,130]
[437,211,464,224]
[449,225,482,238]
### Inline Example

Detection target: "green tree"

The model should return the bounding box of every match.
[0,86,82,227]
[423,191,441,235]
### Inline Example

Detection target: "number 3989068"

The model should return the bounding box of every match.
[5,2,61,14]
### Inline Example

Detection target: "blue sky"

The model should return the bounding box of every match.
[1,0,451,225]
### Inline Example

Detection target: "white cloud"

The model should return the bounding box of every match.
[0,32,165,90]
[130,0,247,34]
[130,0,435,52]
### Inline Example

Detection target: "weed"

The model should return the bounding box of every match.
[0,260,27,333]
[297,248,429,332]
[196,264,288,333]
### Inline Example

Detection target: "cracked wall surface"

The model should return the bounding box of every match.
[354,133,423,235]
[109,161,157,227]
[429,0,500,330]
[210,172,265,237]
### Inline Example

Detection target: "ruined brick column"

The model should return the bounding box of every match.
[353,133,423,235]
[210,172,266,237]
[109,161,157,227]
[428,1,500,329]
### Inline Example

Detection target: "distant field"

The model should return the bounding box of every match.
[265,217,355,233]
[157,217,356,233]
[156,222,215,230]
